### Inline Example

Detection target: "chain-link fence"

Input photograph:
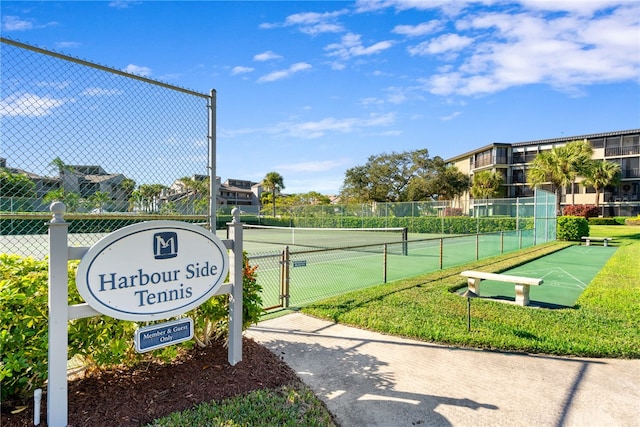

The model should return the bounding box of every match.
[251,229,539,311]
[1,38,214,258]
[250,189,556,311]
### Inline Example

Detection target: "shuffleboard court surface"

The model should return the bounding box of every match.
[461,245,616,307]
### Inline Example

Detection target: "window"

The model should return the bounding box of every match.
[590,138,604,149]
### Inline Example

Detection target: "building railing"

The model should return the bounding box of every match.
[605,145,640,157]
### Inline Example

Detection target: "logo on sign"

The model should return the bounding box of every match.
[154,232,178,259]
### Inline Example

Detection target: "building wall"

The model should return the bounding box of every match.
[447,129,640,216]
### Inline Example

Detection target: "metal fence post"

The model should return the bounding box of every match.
[284,246,291,307]
[47,201,69,427]
[208,89,217,231]
[439,238,443,270]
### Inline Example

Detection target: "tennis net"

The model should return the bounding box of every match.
[241,224,408,249]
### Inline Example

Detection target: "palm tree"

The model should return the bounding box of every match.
[527,140,593,215]
[262,171,285,217]
[89,191,111,213]
[470,170,503,217]
[470,170,504,200]
[565,139,593,205]
[581,160,621,207]
[528,149,568,215]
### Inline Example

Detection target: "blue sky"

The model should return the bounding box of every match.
[2,0,639,195]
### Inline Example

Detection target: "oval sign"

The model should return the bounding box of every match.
[76,221,229,321]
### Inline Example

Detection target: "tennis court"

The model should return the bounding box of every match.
[460,245,617,308]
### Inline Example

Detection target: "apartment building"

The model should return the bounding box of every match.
[446,129,640,216]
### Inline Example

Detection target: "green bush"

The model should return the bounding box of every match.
[0,252,262,401]
[625,215,640,226]
[589,217,618,225]
[557,216,589,241]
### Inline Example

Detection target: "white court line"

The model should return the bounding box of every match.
[512,267,588,290]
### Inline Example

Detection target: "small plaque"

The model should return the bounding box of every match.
[135,318,194,353]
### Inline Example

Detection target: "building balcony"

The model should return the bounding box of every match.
[605,145,640,157]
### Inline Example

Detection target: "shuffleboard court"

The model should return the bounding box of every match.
[460,245,617,307]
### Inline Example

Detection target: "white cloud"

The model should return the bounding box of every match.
[123,64,152,77]
[441,111,462,121]
[392,20,443,37]
[408,34,474,56]
[425,3,640,96]
[81,88,123,96]
[108,1,141,9]
[282,10,348,35]
[276,158,351,173]
[253,51,282,61]
[325,33,394,60]
[231,66,254,76]
[259,9,347,35]
[258,62,312,83]
[1,15,58,31]
[273,112,397,138]
[55,41,81,49]
[220,112,397,139]
[2,16,34,31]
[0,93,66,117]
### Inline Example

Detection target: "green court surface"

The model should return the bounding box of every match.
[462,245,617,308]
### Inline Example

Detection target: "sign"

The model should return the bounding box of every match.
[292,260,307,267]
[134,318,194,353]
[76,221,229,321]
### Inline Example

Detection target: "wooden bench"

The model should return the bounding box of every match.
[460,270,543,306]
[581,236,612,247]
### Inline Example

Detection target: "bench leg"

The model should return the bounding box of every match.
[514,284,530,306]
[585,239,591,246]
[604,240,609,247]
[467,277,481,296]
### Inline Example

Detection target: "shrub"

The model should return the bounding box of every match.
[557,216,589,241]
[589,217,618,225]
[625,216,640,226]
[562,204,599,218]
[0,252,262,401]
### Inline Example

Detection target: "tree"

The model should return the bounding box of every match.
[581,160,621,207]
[262,172,285,217]
[408,158,470,201]
[88,191,111,213]
[527,140,593,215]
[42,188,81,212]
[134,183,167,213]
[565,139,593,205]
[177,176,209,214]
[0,169,36,198]
[470,170,504,200]
[341,150,469,203]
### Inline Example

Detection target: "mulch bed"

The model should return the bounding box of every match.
[1,337,299,427]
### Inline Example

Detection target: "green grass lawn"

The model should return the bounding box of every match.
[151,225,639,426]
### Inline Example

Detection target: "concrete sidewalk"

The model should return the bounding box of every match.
[246,313,640,427]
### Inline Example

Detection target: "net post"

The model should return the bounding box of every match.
[383,244,388,283]
[439,238,443,269]
[475,234,479,260]
[402,227,408,256]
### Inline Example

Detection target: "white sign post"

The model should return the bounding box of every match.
[46,202,244,426]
